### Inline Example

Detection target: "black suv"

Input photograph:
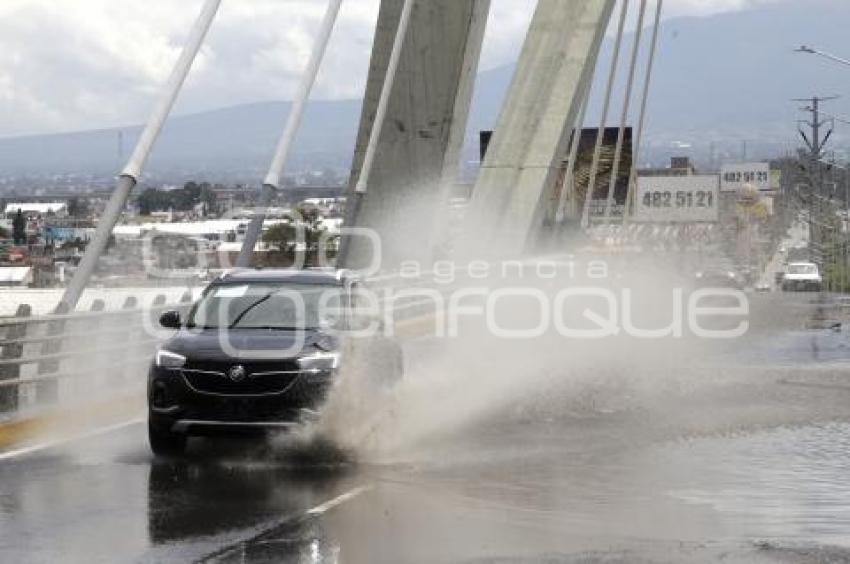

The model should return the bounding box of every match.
[147,268,402,455]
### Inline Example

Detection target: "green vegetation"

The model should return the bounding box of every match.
[821,240,850,292]
[137,181,219,216]
[261,206,338,266]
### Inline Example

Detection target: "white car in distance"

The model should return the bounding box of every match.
[782,262,822,292]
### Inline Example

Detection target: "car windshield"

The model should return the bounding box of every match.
[788,264,817,275]
[187,282,345,330]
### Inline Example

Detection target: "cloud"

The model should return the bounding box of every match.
[0,0,383,137]
[0,0,791,137]
[661,0,783,19]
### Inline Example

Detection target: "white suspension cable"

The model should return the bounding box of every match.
[338,0,415,267]
[122,0,221,181]
[59,0,221,312]
[237,0,343,267]
[555,79,593,224]
[356,0,415,195]
[603,0,648,224]
[266,0,343,189]
[624,0,664,225]
[581,0,629,229]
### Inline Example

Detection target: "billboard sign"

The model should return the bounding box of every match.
[634,175,719,223]
[587,200,625,220]
[721,162,771,192]
[553,127,632,219]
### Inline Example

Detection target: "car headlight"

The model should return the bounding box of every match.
[297,351,340,374]
[155,349,186,369]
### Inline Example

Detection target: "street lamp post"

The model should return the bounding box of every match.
[796,45,850,68]
[796,45,850,294]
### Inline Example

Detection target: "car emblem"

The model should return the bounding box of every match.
[228,365,247,382]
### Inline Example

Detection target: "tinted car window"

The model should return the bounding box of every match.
[188,282,344,330]
[788,264,817,275]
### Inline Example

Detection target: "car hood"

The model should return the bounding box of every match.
[162,328,338,362]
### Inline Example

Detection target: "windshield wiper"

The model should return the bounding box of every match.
[228,293,275,329]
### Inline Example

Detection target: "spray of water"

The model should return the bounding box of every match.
[293,183,744,467]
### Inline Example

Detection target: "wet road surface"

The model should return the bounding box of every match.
[2,294,850,563]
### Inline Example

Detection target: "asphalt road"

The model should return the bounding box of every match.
[2,293,850,563]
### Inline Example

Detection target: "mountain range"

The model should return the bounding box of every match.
[1,0,849,180]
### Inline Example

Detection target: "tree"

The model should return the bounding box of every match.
[136,182,216,215]
[261,219,330,266]
[200,183,218,216]
[262,223,296,253]
[12,209,26,245]
[174,182,200,210]
[297,205,321,227]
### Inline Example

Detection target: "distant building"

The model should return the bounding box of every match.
[639,156,696,177]
[44,226,95,244]
[302,198,337,208]
[4,202,68,217]
[0,266,33,287]
[300,197,345,217]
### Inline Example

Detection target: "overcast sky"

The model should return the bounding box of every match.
[0,0,785,138]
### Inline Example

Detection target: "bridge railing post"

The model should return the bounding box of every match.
[110,296,139,387]
[0,304,31,416]
[0,295,195,423]
[149,294,167,335]
[35,303,68,407]
[83,299,107,391]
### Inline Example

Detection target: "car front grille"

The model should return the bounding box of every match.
[181,359,302,396]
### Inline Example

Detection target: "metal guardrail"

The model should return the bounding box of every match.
[0,276,439,421]
[0,292,195,419]
[0,260,571,421]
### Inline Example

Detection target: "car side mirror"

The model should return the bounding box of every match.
[159,310,182,329]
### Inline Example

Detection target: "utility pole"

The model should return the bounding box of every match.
[794,95,838,268]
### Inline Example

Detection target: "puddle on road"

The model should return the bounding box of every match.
[660,422,850,547]
[743,326,850,366]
